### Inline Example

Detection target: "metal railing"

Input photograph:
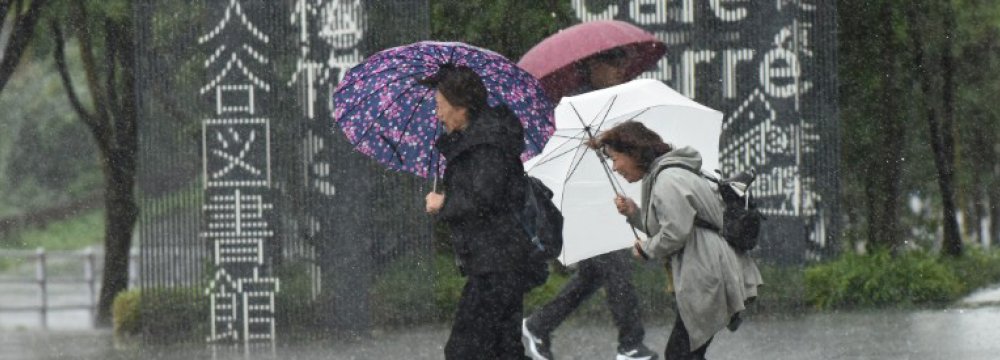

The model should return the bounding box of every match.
[0,246,139,329]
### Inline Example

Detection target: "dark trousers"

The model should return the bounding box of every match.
[445,271,531,360]
[664,311,712,360]
[526,249,644,349]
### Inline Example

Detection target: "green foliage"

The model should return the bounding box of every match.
[429,0,576,59]
[273,261,322,336]
[837,0,1000,249]
[750,263,808,314]
[941,247,1000,293]
[140,288,208,344]
[524,267,569,312]
[112,289,141,337]
[805,250,964,309]
[110,287,206,343]
[371,254,441,326]
[431,253,465,318]
[0,46,99,216]
[1,209,104,250]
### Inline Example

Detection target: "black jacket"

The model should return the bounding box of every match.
[435,106,536,276]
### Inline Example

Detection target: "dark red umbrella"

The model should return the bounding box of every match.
[518,20,666,101]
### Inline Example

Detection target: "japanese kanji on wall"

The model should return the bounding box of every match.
[199,0,280,351]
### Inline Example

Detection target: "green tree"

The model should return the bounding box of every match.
[952,0,1000,248]
[48,0,137,326]
[905,0,963,256]
[429,0,575,60]
[838,0,909,251]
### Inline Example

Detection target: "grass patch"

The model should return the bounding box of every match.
[0,209,104,250]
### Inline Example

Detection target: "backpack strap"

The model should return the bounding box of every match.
[650,164,720,232]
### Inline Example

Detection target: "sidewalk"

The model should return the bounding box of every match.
[4,306,1000,360]
[957,284,1000,307]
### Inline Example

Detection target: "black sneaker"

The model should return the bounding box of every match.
[616,344,658,360]
[522,318,553,360]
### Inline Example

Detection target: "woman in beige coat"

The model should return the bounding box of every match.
[593,121,762,360]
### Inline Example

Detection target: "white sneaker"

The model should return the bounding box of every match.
[522,318,553,360]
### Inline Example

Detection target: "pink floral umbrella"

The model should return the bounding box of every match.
[518,20,666,101]
[333,41,555,179]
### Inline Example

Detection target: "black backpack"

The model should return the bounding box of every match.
[660,165,764,253]
[516,175,564,262]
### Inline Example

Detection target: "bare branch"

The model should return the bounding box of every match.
[0,0,47,93]
[104,18,119,129]
[112,18,137,149]
[51,19,101,134]
[70,0,109,123]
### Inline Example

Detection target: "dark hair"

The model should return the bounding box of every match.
[418,64,489,111]
[589,48,627,64]
[576,48,628,76]
[590,121,672,173]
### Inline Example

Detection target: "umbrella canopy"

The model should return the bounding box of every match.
[333,41,555,178]
[518,20,666,101]
[524,79,723,265]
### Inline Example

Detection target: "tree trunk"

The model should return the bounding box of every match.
[938,2,962,257]
[0,0,48,93]
[95,147,138,326]
[94,16,138,326]
[872,0,904,251]
[907,1,961,256]
[992,141,1000,247]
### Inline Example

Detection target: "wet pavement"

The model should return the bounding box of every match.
[3,306,1000,360]
[3,276,1000,360]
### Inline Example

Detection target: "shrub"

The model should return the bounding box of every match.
[112,289,141,337]
[141,287,208,344]
[805,250,962,309]
[942,247,1000,294]
[432,253,464,319]
[110,287,207,344]
[273,261,322,336]
[371,254,440,326]
[749,263,807,314]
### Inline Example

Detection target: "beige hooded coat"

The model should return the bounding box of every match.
[627,146,762,349]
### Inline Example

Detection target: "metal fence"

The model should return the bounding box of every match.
[0,247,138,329]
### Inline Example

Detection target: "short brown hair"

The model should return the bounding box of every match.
[590,121,672,172]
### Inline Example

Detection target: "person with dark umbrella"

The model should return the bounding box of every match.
[423,65,548,360]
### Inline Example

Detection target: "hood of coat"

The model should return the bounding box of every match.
[436,105,525,161]
[638,145,703,221]
[645,145,703,180]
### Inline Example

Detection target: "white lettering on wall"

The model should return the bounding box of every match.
[710,0,750,22]
[573,0,618,21]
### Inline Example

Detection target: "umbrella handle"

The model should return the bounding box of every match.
[433,175,438,193]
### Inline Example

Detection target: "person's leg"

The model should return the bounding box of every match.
[663,314,690,360]
[445,274,496,359]
[690,337,712,360]
[492,272,531,360]
[526,257,603,336]
[602,250,645,349]
[664,312,712,360]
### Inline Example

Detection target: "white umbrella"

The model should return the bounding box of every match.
[525,79,723,265]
